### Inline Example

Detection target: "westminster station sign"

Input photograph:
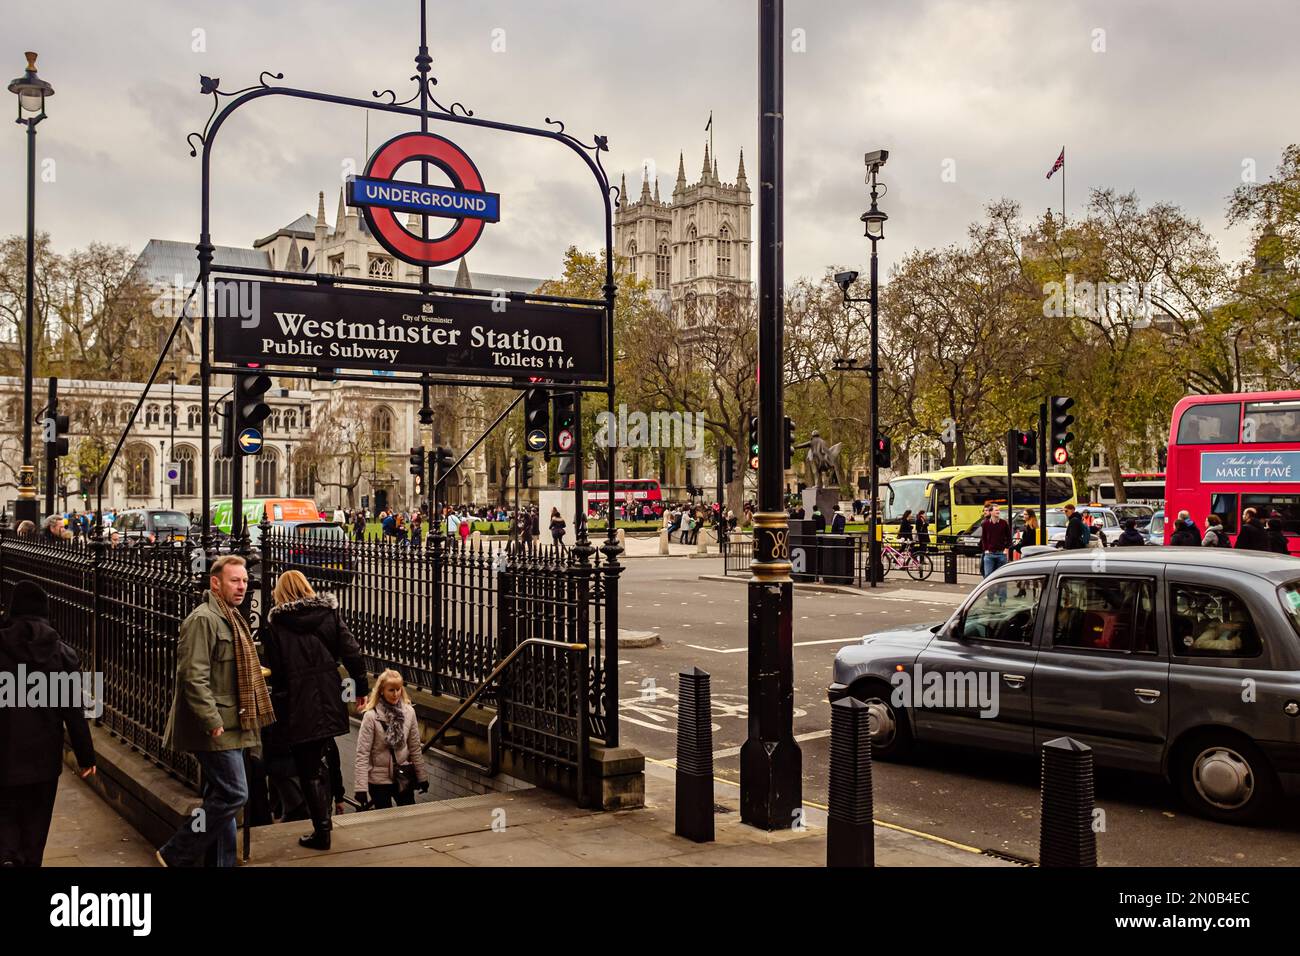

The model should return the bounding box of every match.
[213,279,606,380]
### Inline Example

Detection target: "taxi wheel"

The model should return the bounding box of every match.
[1174,731,1280,825]
[849,679,913,761]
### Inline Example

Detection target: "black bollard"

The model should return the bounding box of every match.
[1039,736,1097,867]
[827,697,874,867]
[675,667,715,843]
[943,550,958,584]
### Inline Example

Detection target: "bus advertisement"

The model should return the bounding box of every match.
[1164,391,1300,552]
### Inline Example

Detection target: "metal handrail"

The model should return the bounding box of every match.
[421,637,587,756]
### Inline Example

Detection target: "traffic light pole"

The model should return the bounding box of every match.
[44,377,56,517]
[1005,430,1016,561]
[741,0,801,831]
[231,374,245,545]
[1039,402,1048,545]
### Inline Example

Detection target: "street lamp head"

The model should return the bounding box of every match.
[9,52,53,117]
[861,202,887,241]
[833,270,859,294]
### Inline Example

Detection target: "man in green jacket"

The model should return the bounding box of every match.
[156,555,275,867]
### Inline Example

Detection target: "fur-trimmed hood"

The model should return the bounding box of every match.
[267,592,338,627]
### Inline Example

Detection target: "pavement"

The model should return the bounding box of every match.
[239,758,1007,868]
[42,734,1004,868]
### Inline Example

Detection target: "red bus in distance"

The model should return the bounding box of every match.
[1164,390,1300,553]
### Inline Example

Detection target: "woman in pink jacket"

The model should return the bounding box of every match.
[354,669,429,809]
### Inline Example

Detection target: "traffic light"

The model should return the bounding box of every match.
[1014,429,1037,468]
[873,433,891,469]
[551,392,577,455]
[42,408,69,460]
[1049,396,1075,465]
[434,446,455,478]
[409,446,425,478]
[783,416,795,470]
[723,446,736,484]
[748,416,759,470]
[236,370,272,429]
[520,457,534,486]
[220,401,235,458]
[524,387,549,435]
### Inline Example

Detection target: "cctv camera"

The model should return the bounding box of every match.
[834,270,859,291]
[863,149,890,169]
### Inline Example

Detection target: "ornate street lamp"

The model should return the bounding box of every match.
[9,52,54,525]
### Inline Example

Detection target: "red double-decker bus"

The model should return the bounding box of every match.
[1164,390,1300,552]
[561,477,665,516]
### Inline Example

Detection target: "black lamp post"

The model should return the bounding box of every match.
[9,52,53,525]
[740,0,802,831]
[834,150,889,587]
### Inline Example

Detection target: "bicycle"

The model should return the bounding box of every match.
[878,538,934,581]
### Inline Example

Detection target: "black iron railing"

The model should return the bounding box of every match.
[259,528,618,754]
[0,530,201,787]
[722,535,754,576]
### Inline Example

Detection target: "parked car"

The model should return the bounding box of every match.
[1044,505,1122,546]
[828,549,1300,824]
[1146,510,1166,546]
[1113,503,1156,530]
[270,521,355,590]
[114,509,190,546]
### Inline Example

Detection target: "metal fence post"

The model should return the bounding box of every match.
[675,666,714,843]
[1039,735,1097,867]
[259,515,273,631]
[827,696,874,867]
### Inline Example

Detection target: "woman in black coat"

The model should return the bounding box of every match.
[0,581,96,866]
[1266,518,1290,555]
[263,571,369,850]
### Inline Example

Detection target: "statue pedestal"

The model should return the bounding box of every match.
[801,487,840,526]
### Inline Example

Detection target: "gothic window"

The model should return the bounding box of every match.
[718,291,735,319]
[656,240,670,289]
[125,444,152,498]
[687,226,698,278]
[120,404,133,425]
[285,409,298,431]
[214,456,232,497]
[684,292,698,326]
[368,256,393,280]
[301,247,310,269]
[145,404,160,427]
[718,224,732,277]
[254,447,279,496]
[174,445,197,497]
[162,403,174,427]
[186,405,200,429]
[371,407,394,450]
[329,256,343,276]
[627,240,637,259]
[293,456,316,497]
[271,409,283,433]
[303,407,312,430]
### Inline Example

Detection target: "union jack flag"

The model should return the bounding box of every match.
[1046,147,1065,179]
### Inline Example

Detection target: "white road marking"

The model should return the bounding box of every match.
[684,637,859,655]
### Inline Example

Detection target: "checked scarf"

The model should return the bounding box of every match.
[213,591,276,732]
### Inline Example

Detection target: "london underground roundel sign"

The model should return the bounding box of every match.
[346,132,500,268]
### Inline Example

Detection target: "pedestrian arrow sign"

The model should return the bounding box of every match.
[526,428,548,452]
[238,427,264,454]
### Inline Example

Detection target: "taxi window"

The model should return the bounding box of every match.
[959,577,1044,645]
[1053,577,1157,654]
[1170,583,1262,659]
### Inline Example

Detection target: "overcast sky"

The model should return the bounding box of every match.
[1,0,1295,283]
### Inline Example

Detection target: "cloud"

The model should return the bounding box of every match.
[0,0,1295,284]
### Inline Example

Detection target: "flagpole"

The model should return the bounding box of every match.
[1061,145,1065,227]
